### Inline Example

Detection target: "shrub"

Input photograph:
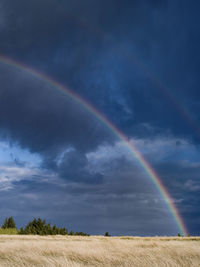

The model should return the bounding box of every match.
[74,232,90,236]
[68,230,89,236]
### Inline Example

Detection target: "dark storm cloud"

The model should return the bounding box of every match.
[1,0,200,141]
[0,0,199,142]
[153,160,200,235]
[58,149,103,184]
[9,161,178,236]
[0,64,114,155]
[1,135,199,235]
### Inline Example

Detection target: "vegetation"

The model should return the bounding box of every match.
[0,228,18,235]
[2,217,16,229]
[72,231,90,236]
[0,217,89,236]
[105,232,111,237]
[19,218,89,236]
[0,217,18,234]
[19,218,68,235]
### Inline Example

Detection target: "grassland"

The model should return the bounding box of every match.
[0,228,18,235]
[0,235,199,266]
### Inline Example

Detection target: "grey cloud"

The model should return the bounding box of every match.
[1,0,199,143]
[10,175,178,236]
[184,180,200,192]
[0,63,115,156]
[58,149,103,184]
[2,135,200,235]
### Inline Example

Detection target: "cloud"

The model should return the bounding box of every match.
[1,0,200,143]
[0,163,42,191]
[0,63,115,155]
[184,180,200,192]
[0,132,199,235]
[57,148,103,184]
[0,2,6,31]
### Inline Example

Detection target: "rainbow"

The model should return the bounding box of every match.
[0,55,189,236]
[79,18,200,138]
[133,59,200,138]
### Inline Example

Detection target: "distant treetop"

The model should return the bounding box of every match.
[2,217,16,229]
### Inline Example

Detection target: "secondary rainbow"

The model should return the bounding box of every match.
[0,55,189,236]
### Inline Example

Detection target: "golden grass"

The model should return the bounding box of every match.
[0,235,199,266]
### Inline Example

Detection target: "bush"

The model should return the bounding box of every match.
[68,230,89,236]
[74,232,90,236]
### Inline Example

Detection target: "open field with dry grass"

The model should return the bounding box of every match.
[0,235,199,266]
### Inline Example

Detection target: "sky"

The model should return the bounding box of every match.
[0,0,199,236]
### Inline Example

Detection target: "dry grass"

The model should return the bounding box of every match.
[0,235,199,266]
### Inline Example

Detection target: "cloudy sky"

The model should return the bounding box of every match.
[0,0,199,236]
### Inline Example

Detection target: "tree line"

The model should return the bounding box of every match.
[1,217,89,236]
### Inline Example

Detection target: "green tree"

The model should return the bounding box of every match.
[19,218,69,235]
[7,217,16,228]
[69,230,74,235]
[2,218,8,229]
[105,232,110,237]
[75,231,89,236]
[2,217,16,229]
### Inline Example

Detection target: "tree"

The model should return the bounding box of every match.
[18,218,69,235]
[2,218,8,229]
[69,230,74,235]
[2,217,16,229]
[105,232,110,237]
[75,231,89,236]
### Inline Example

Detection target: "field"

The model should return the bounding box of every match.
[0,229,18,235]
[0,235,199,266]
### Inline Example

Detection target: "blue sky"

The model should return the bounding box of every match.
[0,0,199,235]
